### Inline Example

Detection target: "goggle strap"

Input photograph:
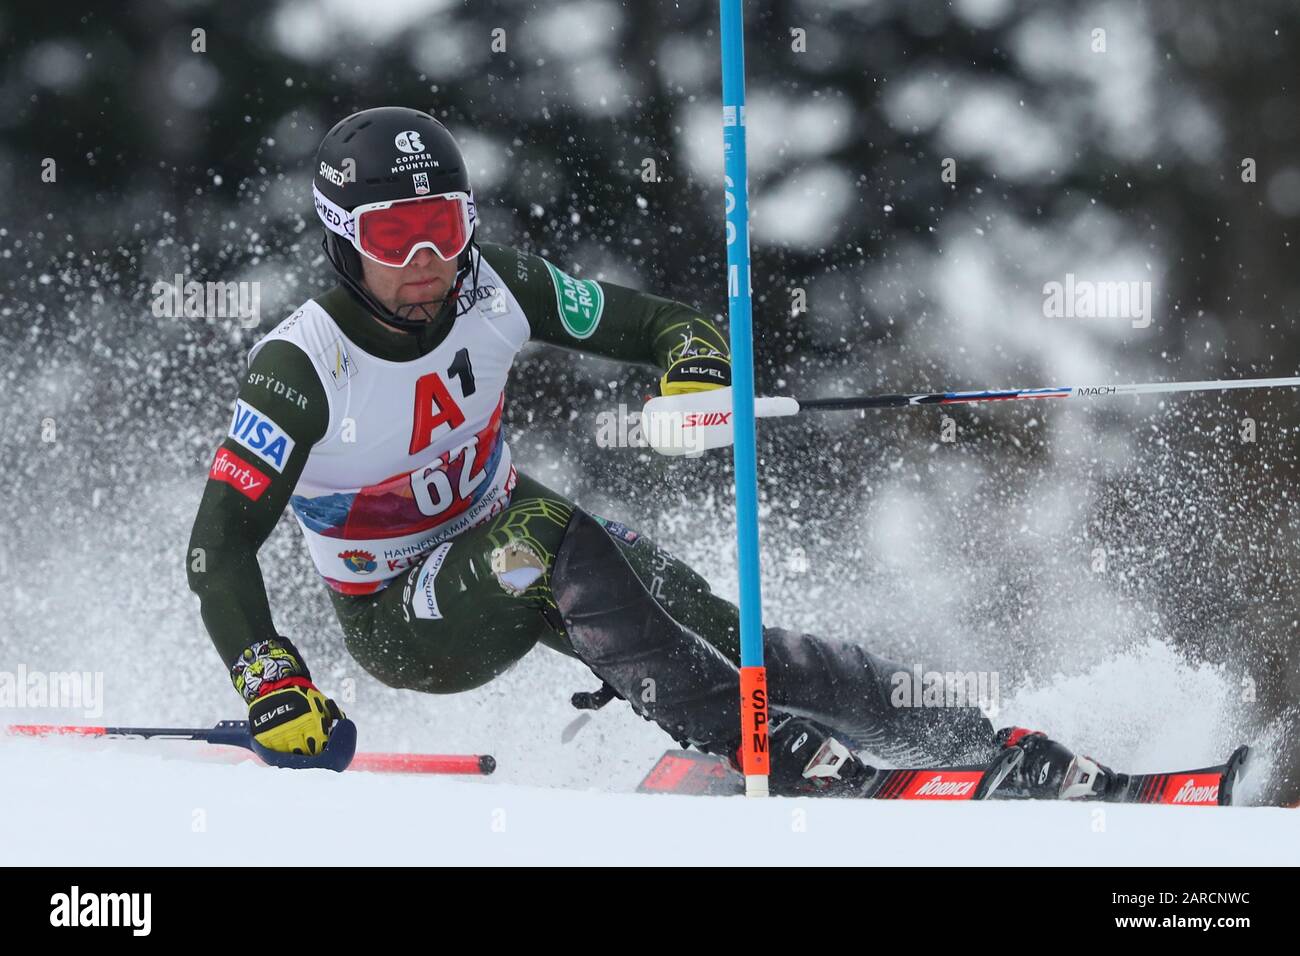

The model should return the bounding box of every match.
[312,184,356,241]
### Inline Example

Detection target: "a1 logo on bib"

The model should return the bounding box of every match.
[395,130,425,154]
[228,399,295,473]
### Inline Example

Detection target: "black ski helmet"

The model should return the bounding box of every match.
[313,106,480,332]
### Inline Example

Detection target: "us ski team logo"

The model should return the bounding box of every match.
[413,171,430,195]
[544,261,605,339]
[339,550,378,574]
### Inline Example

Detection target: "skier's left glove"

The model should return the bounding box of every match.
[231,636,345,756]
[659,354,731,396]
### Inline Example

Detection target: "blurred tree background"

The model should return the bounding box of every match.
[1,0,1298,802]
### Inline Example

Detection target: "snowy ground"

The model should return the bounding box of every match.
[3,732,1296,867]
[5,472,1296,865]
[5,628,1296,866]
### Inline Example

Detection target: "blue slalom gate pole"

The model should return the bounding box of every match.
[719,0,769,796]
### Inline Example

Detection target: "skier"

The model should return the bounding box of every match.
[187,106,1110,798]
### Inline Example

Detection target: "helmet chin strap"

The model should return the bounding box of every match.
[323,233,480,335]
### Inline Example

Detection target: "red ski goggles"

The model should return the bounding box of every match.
[314,186,476,267]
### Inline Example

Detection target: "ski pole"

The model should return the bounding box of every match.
[640,377,1300,455]
[719,0,770,797]
[5,722,496,775]
[794,375,1300,410]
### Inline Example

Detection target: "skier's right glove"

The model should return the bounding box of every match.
[231,637,345,756]
[659,353,731,396]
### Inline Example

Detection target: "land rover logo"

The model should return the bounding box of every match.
[544,262,605,339]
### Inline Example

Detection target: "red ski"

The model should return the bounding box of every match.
[638,745,1251,804]
[1097,746,1250,806]
[637,746,1022,800]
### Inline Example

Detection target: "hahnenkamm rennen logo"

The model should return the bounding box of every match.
[339,550,378,574]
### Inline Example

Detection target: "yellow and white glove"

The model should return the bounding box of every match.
[231,637,344,756]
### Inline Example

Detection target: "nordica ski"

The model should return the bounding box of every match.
[637,746,1023,800]
[1102,745,1249,806]
[638,744,1250,804]
[987,744,1250,805]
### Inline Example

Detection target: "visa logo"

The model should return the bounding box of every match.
[228,398,295,472]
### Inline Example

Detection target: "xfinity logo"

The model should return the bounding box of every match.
[50,886,151,936]
[209,448,270,501]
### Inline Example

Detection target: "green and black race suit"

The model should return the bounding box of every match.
[187,242,732,684]
[187,240,1006,770]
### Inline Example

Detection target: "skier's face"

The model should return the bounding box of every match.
[359,246,459,319]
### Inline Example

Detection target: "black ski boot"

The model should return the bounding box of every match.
[996,727,1115,799]
[765,716,873,796]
